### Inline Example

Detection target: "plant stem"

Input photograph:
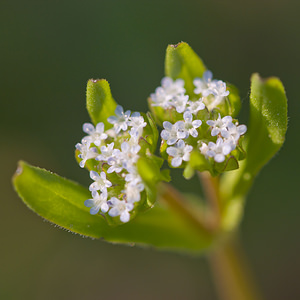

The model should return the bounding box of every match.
[158,183,216,235]
[208,235,264,300]
[161,173,263,300]
[198,171,221,230]
[197,172,264,300]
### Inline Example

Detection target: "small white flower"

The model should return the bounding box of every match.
[96,142,115,162]
[150,87,172,108]
[107,105,131,134]
[166,140,193,167]
[125,168,142,183]
[120,141,141,171]
[206,80,230,110]
[128,113,147,140]
[206,138,233,163]
[89,171,112,192]
[210,80,230,99]
[108,197,134,223]
[85,190,109,215]
[75,139,98,168]
[127,135,141,148]
[124,179,145,203]
[107,142,141,174]
[175,112,202,139]
[161,77,185,97]
[161,121,179,145]
[107,149,124,173]
[186,98,206,115]
[199,142,210,157]
[171,94,189,113]
[226,122,247,142]
[82,122,107,146]
[150,77,186,109]
[193,70,214,96]
[194,71,230,110]
[105,128,117,139]
[207,114,233,137]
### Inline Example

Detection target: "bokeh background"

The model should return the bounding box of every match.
[1,0,299,299]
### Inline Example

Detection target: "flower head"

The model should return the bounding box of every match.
[84,190,109,215]
[207,114,233,137]
[128,113,147,140]
[75,139,98,168]
[171,94,189,113]
[107,105,131,134]
[166,140,193,167]
[96,142,115,162]
[226,122,247,142]
[160,77,185,97]
[203,138,233,163]
[181,111,202,138]
[161,121,179,145]
[193,71,230,111]
[82,122,107,146]
[77,103,149,223]
[193,70,214,96]
[186,98,206,115]
[108,197,134,223]
[89,171,112,192]
[107,149,124,173]
[150,77,186,109]
[124,179,144,203]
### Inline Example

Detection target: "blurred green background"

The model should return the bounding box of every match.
[1,0,299,299]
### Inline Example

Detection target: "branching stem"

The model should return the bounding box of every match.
[208,235,264,300]
[196,172,264,300]
[158,182,216,235]
[159,173,264,300]
[197,171,222,230]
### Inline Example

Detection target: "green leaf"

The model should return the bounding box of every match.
[226,83,241,117]
[144,112,159,153]
[86,79,117,128]
[160,169,171,182]
[13,161,211,253]
[220,73,288,202]
[183,163,195,180]
[137,156,165,188]
[221,156,239,172]
[165,42,206,96]
[189,150,212,174]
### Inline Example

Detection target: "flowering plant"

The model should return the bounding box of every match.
[13,42,287,299]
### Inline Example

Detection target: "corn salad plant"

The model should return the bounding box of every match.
[13,42,287,300]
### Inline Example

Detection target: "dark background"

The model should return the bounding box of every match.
[1,1,299,299]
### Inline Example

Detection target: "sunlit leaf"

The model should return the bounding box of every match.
[220,73,288,202]
[86,79,117,128]
[165,42,206,96]
[226,83,241,117]
[13,161,211,253]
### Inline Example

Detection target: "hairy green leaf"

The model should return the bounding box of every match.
[220,73,288,202]
[86,79,117,128]
[13,161,211,253]
[225,83,241,117]
[165,42,206,96]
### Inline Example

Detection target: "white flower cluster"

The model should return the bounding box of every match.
[150,77,205,114]
[193,71,230,111]
[150,70,229,113]
[76,105,147,223]
[150,73,247,166]
[161,112,200,167]
[201,114,247,163]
